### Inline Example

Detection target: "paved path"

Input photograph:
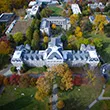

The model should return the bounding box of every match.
[52,73,58,110]
[87,84,110,110]
[0,64,12,76]
[0,64,12,94]
[52,84,58,110]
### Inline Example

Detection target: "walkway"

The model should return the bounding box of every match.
[52,73,58,110]
[0,64,12,94]
[87,84,110,110]
[0,64,12,75]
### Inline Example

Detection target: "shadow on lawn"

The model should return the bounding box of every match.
[0,96,32,110]
[63,98,85,110]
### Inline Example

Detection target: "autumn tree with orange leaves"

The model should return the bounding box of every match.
[0,36,11,69]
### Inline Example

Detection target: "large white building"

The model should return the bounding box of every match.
[40,17,71,36]
[88,2,105,10]
[71,4,82,14]
[11,37,100,70]
[25,4,40,19]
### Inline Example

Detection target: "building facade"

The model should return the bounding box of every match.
[40,17,71,36]
[11,37,100,70]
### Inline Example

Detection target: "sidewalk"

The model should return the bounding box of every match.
[0,64,12,76]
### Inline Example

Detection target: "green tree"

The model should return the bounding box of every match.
[104,23,110,37]
[40,8,52,18]
[13,32,23,44]
[33,30,40,42]
[68,8,72,17]
[26,26,33,41]
[93,38,103,50]
[93,15,108,34]
[24,40,30,45]
[70,14,79,26]
[31,39,38,50]
[43,36,49,43]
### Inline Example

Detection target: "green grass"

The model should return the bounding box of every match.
[58,75,104,110]
[0,86,49,110]
[91,101,110,110]
[103,82,110,97]
[58,86,101,110]
[48,6,63,16]
[27,67,47,74]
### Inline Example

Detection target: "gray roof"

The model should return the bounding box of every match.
[48,52,62,59]
[40,19,49,28]
[48,37,63,47]
[0,13,14,23]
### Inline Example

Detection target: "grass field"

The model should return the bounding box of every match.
[0,86,49,110]
[103,81,110,97]
[26,67,47,74]
[91,101,110,110]
[48,6,63,16]
[58,76,104,110]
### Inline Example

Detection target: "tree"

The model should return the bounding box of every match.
[30,77,37,87]
[50,64,73,90]
[57,100,65,109]
[93,38,103,50]
[64,3,69,10]
[0,0,28,13]
[35,77,52,101]
[43,36,49,43]
[62,10,66,17]
[13,32,23,44]
[68,8,72,17]
[9,74,20,85]
[51,24,56,29]
[3,77,9,86]
[104,23,110,37]
[19,74,30,88]
[0,40,11,54]
[40,8,52,18]
[0,75,5,86]
[75,26,83,39]
[104,4,110,12]
[26,26,33,41]
[73,75,82,86]
[24,40,30,45]
[31,39,38,50]
[93,15,108,34]
[70,14,79,26]
[33,30,40,42]
[10,66,17,72]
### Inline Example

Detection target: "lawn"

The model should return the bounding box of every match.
[91,101,110,110]
[58,76,104,110]
[103,80,110,97]
[88,33,110,63]
[26,67,47,74]
[48,6,63,16]
[0,86,49,110]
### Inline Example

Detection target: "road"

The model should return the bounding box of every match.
[0,64,12,76]
[100,63,110,77]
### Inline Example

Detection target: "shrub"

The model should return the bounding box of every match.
[30,77,37,87]
[21,64,29,73]
[10,66,17,72]
[9,74,20,85]
[57,100,65,109]
[73,75,82,86]
[3,77,9,86]
[0,74,5,86]
[19,74,30,88]
[51,24,56,29]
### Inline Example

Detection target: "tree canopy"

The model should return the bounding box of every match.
[13,32,23,44]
